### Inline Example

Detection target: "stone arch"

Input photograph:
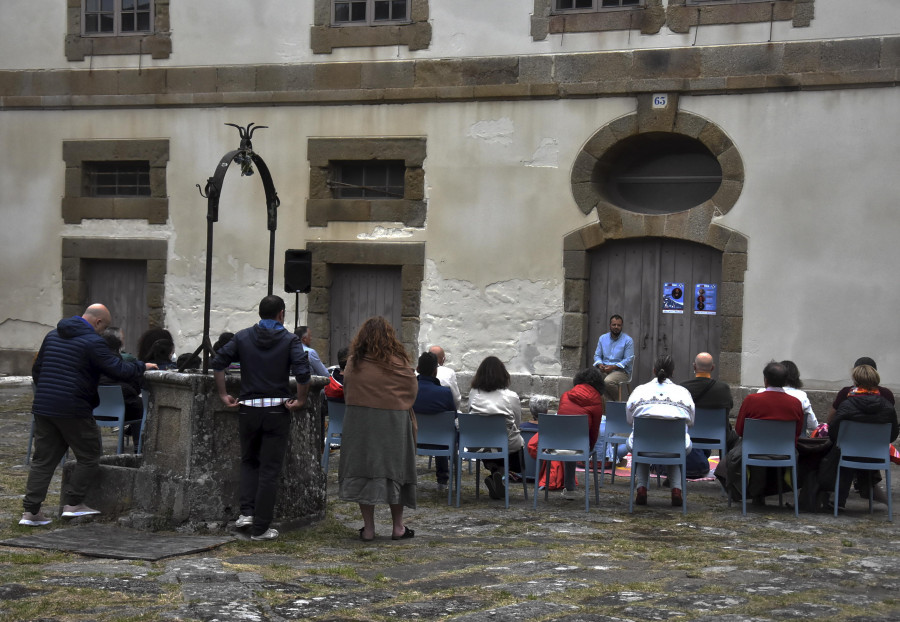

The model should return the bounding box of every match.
[562,97,747,384]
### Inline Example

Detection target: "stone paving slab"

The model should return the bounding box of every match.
[0,523,233,560]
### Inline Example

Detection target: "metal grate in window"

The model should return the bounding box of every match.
[333,0,409,25]
[330,161,405,199]
[84,0,152,35]
[85,161,151,197]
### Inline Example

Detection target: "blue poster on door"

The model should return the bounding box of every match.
[662,282,685,314]
[694,283,717,315]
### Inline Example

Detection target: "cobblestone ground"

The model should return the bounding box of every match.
[0,380,899,621]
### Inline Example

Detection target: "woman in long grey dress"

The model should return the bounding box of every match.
[338,316,418,541]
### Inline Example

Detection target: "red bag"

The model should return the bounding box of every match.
[890,444,900,465]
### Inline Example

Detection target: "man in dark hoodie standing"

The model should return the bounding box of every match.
[212,295,311,541]
[22,304,156,527]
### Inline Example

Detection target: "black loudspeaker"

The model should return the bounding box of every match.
[284,249,312,293]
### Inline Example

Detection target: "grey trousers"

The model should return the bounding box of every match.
[24,415,102,513]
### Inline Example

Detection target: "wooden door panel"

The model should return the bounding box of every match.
[329,265,402,363]
[84,259,147,355]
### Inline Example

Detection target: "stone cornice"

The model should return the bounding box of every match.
[1,35,897,110]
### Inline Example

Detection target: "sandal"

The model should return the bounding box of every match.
[358,527,374,542]
[391,526,415,540]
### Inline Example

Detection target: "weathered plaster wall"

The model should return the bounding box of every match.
[685,88,900,388]
[2,1,899,70]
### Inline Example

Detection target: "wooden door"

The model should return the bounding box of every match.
[588,239,722,385]
[83,259,148,356]
[328,264,402,363]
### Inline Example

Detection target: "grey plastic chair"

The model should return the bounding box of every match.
[93,385,139,454]
[629,417,688,515]
[456,413,528,509]
[690,407,728,459]
[833,420,893,522]
[738,418,799,517]
[416,410,458,505]
[594,401,630,486]
[534,414,599,512]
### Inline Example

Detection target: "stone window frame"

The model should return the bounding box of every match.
[66,0,172,61]
[311,0,431,54]
[305,241,424,363]
[62,139,169,225]
[306,137,426,227]
[666,0,814,33]
[532,0,665,39]
[561,95,747,384]
[61,237,167,328]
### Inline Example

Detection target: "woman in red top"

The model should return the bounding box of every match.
[557,367,605,498]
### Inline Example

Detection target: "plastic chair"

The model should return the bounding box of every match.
[594,401,630,486]
[629,418,688,515]
[321,400,346,471]
[690,407,728,459]
[616,369,633,401]
[456,413,528,508]
[416,410,458,505]
[833,420,893,522]
[738,418,799,517]
[93,385,137,454]
[533,414,599,512]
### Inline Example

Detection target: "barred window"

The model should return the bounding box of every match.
[84,161,152,197]
[555,0,642,11]
[333,0,410,25]
[331,161,406,199]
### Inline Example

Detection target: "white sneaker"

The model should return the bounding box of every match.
[250,528,279,541]
[235,515,253,528]
[561,489,578,501]
[19,511,52,526]
[61,504,101,518]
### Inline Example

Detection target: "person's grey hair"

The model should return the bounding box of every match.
[529,394,553,417]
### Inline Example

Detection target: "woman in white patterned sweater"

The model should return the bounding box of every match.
[626,354,695,507]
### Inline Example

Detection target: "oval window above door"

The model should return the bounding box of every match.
[598,132,722,215]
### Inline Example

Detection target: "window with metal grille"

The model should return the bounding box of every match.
[84,161,151,197]
[333,0,410,25]
[555,0,642,11]
[83,0,152,35]
[331,161,406,199]
[687,0,774,4]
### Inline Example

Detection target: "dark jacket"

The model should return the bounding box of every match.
[210,323,310,400]
[829,393,899,445]
[32,316,145,418]
[413,375,455,414]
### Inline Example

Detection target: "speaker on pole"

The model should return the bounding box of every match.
[284,249,312,293]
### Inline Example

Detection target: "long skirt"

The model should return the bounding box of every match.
[338,405,417,508]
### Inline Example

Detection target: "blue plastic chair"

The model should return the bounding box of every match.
[738,418,799,517]
[834,420,893,522]
[456,413,528,508]
[594,401,630,486]
[629,418,689,514]
[93,385,136,454]
[416,410,458,505]
[520,426,538,482]
[533,414,599,512]
[690,407,728,459]
[321,400,346,471]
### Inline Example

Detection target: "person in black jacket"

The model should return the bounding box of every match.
[211,295,311,541]
[21,304,156,527]
[818,364,899,508]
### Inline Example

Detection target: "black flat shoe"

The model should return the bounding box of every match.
[358,527,374,542]
[392,526,414,540]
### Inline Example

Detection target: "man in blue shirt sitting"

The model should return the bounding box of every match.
[413,351,456,495]
[593,314,635,400]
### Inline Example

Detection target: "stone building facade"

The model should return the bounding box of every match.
[1,0,899,396]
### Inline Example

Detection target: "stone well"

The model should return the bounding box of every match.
[62,370,328,531]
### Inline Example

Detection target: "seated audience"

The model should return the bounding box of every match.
[717,361,804,504]
[100,330,144,450]
[137,328,174,362]
[829,357,895,424]
[757,360,818,436]
[817,364,899,508]
[467,356,524,501]
[324,347,349,403]
[177,352,201,369]
[680,352,735,480]
[559,369,605,498]
[413,351,456,494]
[626,354,695,507]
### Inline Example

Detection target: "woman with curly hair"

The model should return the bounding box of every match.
[338,317,418,542]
